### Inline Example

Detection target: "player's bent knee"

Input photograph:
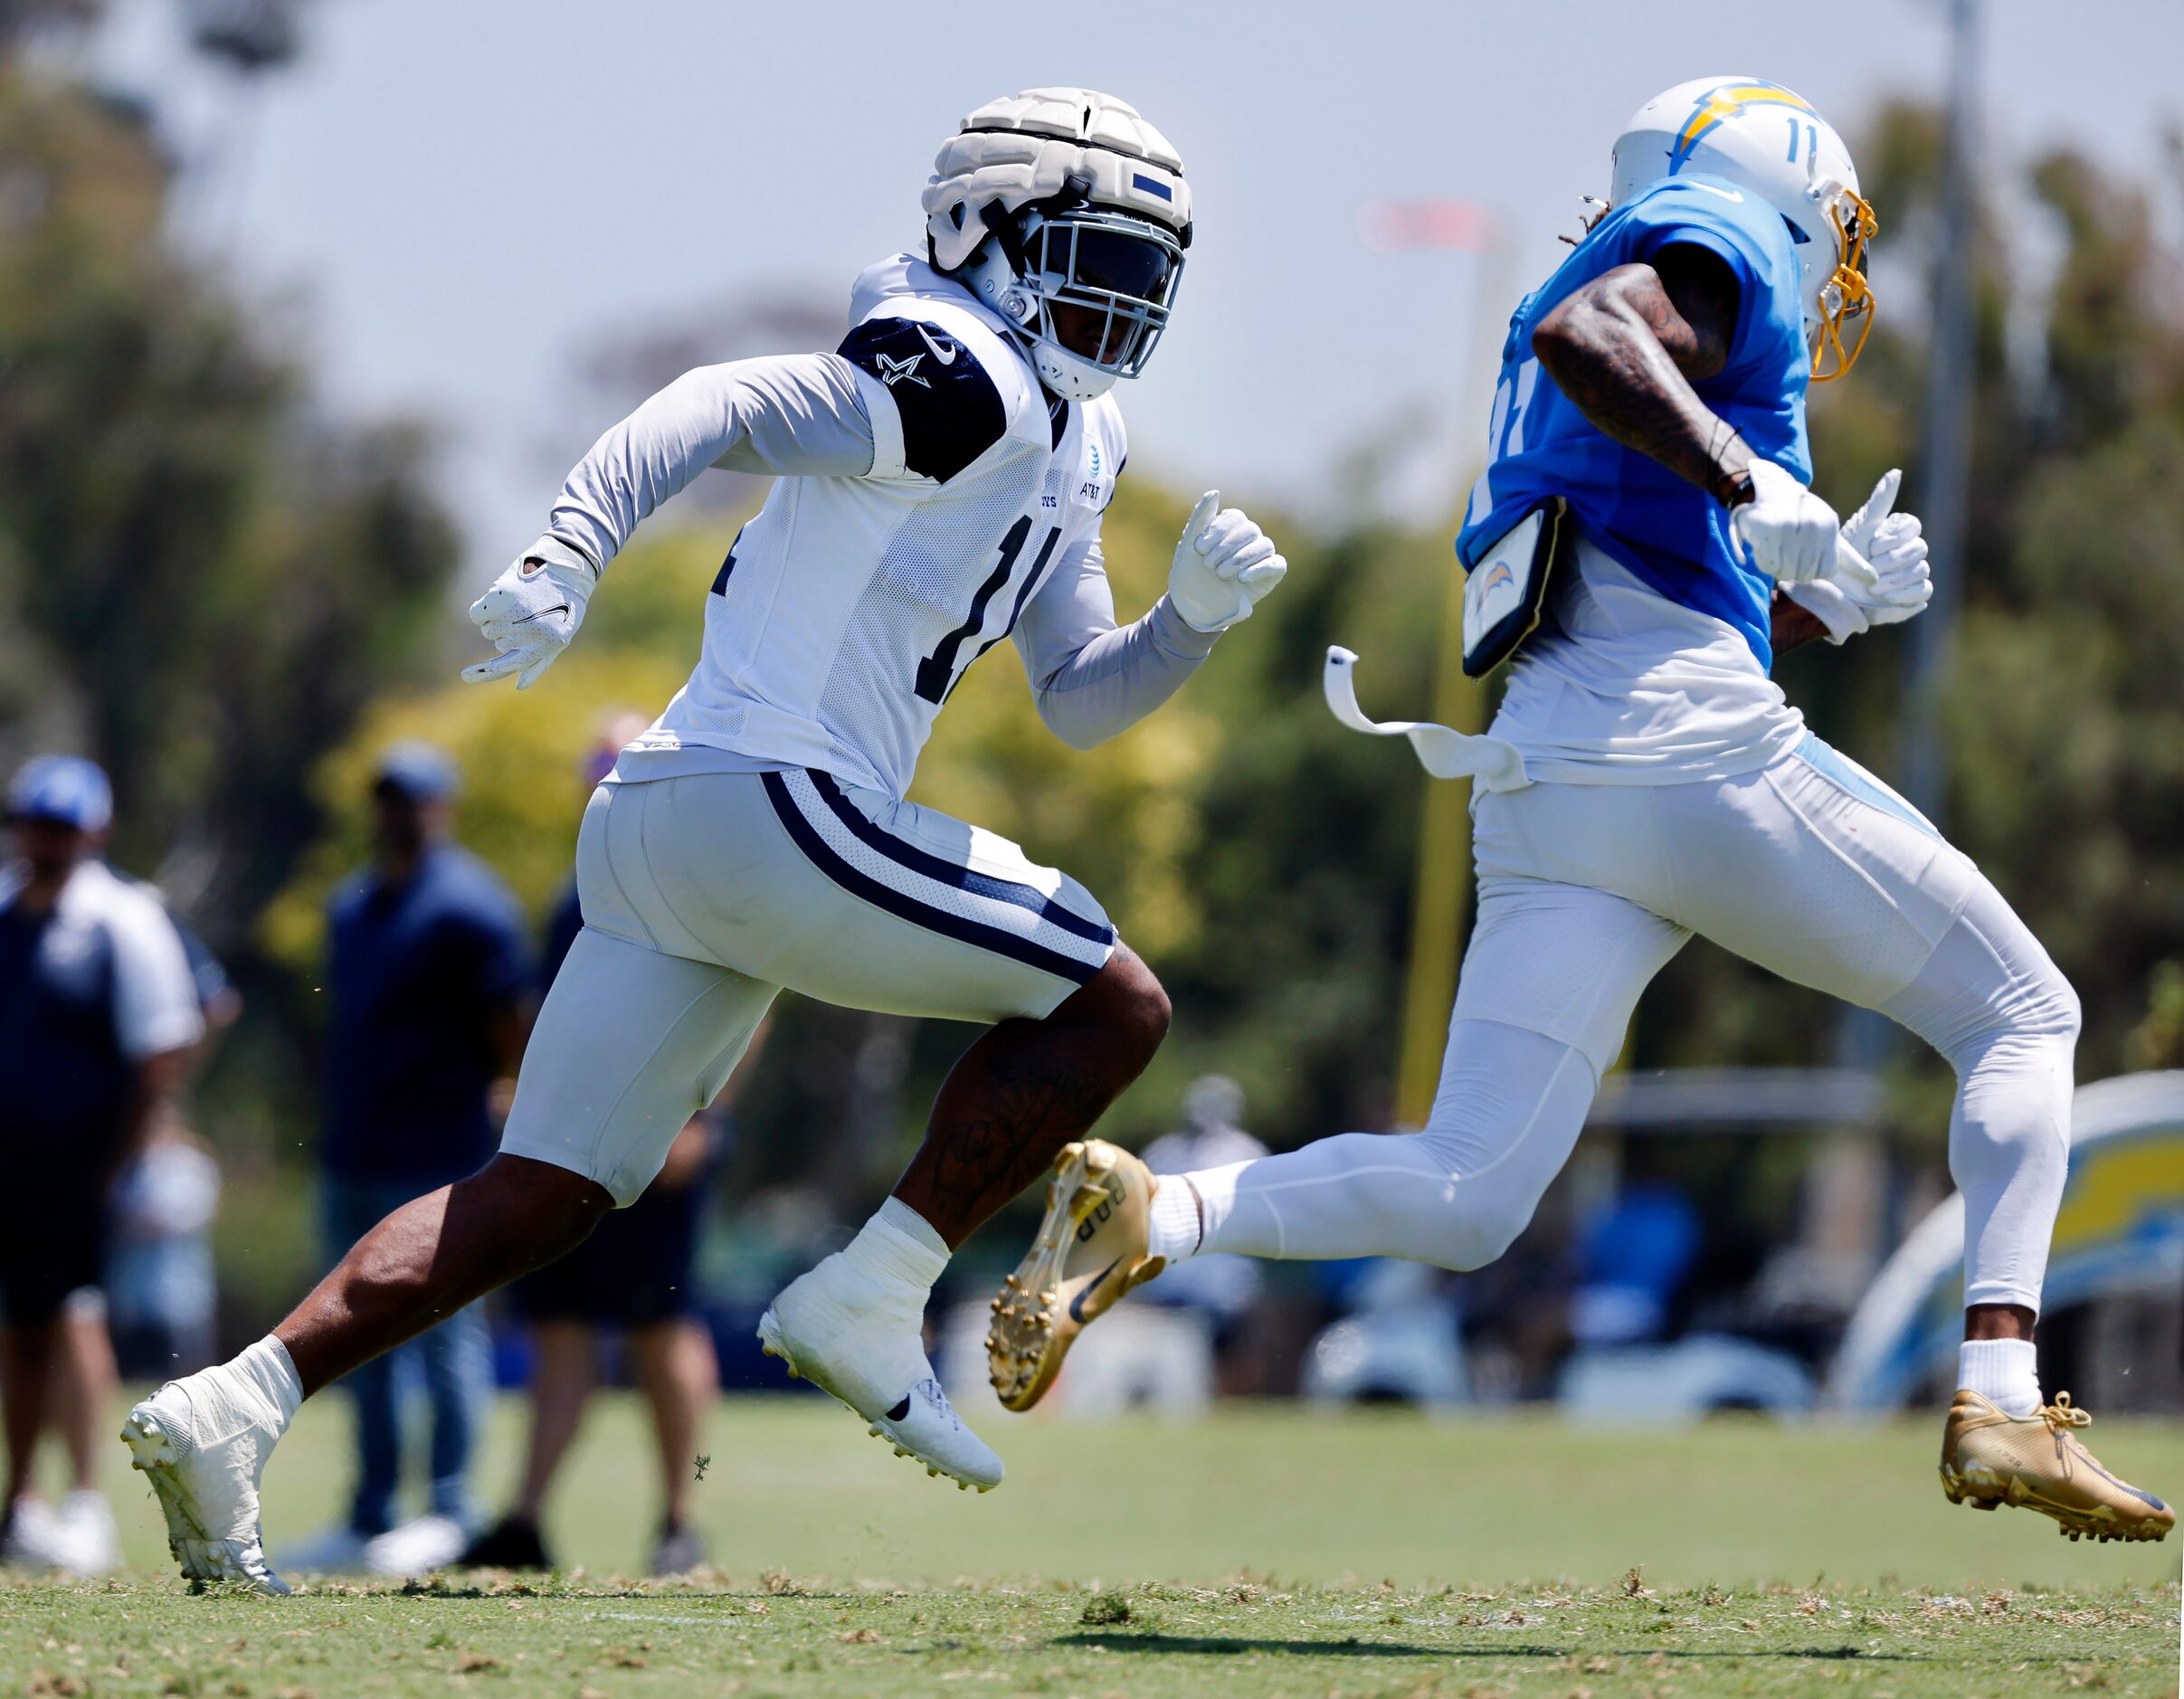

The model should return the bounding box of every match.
[1066,948,1172,1068]
[461,1153,614,1267]
[1444,1193,1539,1271]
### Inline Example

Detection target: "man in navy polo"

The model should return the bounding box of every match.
[282,743,529,1577]
[0,756,202,1571]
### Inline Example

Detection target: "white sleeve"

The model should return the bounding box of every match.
[546,353,887,570]
[1011,531,1219,751]
[107,890,205,1061]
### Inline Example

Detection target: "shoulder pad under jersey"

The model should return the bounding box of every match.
[838,314,1009,484]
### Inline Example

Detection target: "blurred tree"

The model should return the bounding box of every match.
[0,58,458,944]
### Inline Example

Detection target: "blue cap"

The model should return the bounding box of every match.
[373,740,461,802]
[7,755,114,832]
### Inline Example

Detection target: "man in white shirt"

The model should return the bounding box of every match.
[0,755,202,1574]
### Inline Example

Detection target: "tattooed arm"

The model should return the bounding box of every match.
[1529,245,1754,506]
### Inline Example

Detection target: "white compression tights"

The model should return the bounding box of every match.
[1189,895,2076,1310]
[1192,1018,1597,1268]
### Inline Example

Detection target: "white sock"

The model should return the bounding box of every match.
[233,1335,304,1430]
[1958,1337,2041,1417]
[841,1198,949,1301]
[1183,1160,1248,1255]
[1146,1174,1204,1264]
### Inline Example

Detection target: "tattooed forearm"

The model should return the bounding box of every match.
[1531,253,1752,504]
[1770,589,1830,655]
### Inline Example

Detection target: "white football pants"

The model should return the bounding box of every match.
[1192,736,2075,1315]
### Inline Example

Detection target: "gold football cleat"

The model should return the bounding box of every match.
[1941,1390,2174,1542]
[987,1139,1166,1412]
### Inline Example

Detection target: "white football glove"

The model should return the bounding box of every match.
[1784,469,1933,645]
[1731,459,1872,587]
[1166,489,1288,633]
[461,536,598,689]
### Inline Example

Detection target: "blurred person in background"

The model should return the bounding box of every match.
[1565,1145,1701,1352]
[462,717,765,1577]
[280,742,530,1577]
[99,910,240,1379]
[0,756,202,1574]
[1134,1077,1268,1388]
[43,904,240,1567]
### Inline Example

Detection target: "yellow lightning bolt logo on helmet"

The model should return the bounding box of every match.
[1668,81,1817,173]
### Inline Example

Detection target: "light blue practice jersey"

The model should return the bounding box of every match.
[1457,174,1811,669]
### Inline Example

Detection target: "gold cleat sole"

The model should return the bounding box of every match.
[1941,1463,2170,1544]
[986,1141,1132,1413]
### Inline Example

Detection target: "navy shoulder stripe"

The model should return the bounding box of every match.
[839,317,1008,484]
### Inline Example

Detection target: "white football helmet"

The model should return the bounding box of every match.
[922,88,1192,401]
[1610,76,1876,382]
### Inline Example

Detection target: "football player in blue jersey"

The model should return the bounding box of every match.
[992,77,2170,1545]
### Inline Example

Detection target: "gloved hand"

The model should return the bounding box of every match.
[1166,489,1288,633]
[1784,469,1932,644]
[461,536,599,689]
[1731,459,1871,586]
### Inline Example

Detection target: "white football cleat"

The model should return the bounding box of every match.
[121,1376,290,1595]
[362,1514,469,1577]
[52,1489,119,1577]
[758,1254,1002,1493]
[277,1522,370,1575]
[2,1495,64,1569]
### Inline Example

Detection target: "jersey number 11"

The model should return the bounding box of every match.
[914,515,1063,706]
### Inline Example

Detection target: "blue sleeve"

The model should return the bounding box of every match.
[838,316,1007,484]
[1617,181,1802,375]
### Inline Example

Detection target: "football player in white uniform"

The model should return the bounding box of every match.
[122,89,1287,1591]
[992,77,2171,1545]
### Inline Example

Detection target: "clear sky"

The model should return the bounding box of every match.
[84,0,2184,567]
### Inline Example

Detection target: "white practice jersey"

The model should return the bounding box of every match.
[544,253,1214,801]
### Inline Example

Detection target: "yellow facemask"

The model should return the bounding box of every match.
[1810,186,1878,383]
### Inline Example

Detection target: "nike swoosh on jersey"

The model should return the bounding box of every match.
[1069,1258,1125,1324]
[1682,181,1745,203]
[913,321,960,365]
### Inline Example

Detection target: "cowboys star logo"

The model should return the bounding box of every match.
[874,350,930,389]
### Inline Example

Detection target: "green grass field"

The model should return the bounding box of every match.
[4,1391,2179,1695]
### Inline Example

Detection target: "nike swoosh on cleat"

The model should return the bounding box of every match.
[1069,1258,1125,1324]
[913,322,959,365]
[885,1394,911,1421]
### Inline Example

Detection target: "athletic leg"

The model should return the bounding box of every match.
[990,843,1689,1409]
[1636,740,2165,1539]
[628,1319,715,1552]
[1,1320,56,1511]
[123,917,775,1592]
[594,769,1150,1489]
[891,946,1169,1247]
[510,1322,594,1528]
[54,1301,116,1494]
[417,1301,493,1533]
